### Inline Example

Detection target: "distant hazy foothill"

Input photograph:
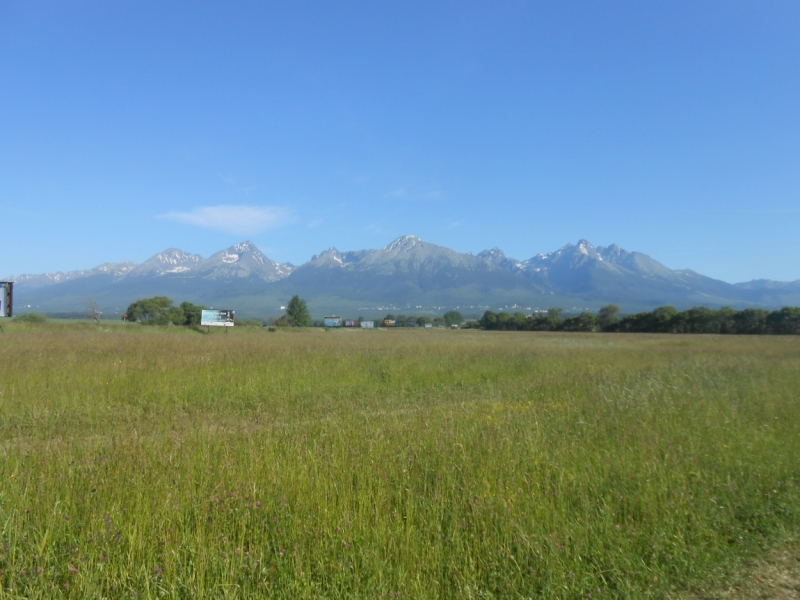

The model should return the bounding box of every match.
[7,236,800,318]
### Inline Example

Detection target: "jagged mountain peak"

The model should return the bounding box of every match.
[208,241,271,266]
[193,241,293,281]
[128,248,204,277]
[230,240,259,253]
[527,240,596,264]
[156,247,188,256]
[478,247,506,259]
[308,247,350,267]
[10,235,797,314]
[311,246,342,260]
[226,240,264,258]
[597,244,628,262]
[383,235,422,253]
[5,260,139,290]
[92,262,138,275]
[477,247,524,272]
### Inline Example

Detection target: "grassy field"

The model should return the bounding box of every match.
[0,322,798,598]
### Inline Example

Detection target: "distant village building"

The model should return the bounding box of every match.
[360,321,374,329]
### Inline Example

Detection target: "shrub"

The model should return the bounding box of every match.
[13,312,48,323]
[239,319,263,327]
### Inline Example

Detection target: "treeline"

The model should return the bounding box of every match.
[479,305,800,335]
[125,297,205,325]
[124,297,263,327]
[378,310,464,327]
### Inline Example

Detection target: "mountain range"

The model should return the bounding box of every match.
[6,236,800,318]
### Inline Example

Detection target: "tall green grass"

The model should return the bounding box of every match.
[0,324,798,598]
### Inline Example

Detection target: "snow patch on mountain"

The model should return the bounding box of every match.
[384,235,421,254]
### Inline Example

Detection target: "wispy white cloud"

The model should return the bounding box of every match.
[159,205,292,235]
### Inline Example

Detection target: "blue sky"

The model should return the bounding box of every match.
[1,1,798,283]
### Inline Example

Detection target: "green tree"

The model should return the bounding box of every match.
[767,307,800,335]
[496,312,512,330]
[126,296,181,325]
[598,304,620,331]
[544,307,564,330]
[180,301,206,326]
[563,312,599,332]
[513,311,528,330]
[443,310,464,326]
[652,306,679,333]
[733,308,769,334]
[479,310,498,329]
[285,295,312,327]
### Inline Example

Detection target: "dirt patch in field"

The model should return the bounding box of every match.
[682,540,800,599]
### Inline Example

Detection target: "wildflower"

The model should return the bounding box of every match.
[155,567,162,575]
[68,565,79,574]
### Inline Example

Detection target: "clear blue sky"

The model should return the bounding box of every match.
[2,1,798,283]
